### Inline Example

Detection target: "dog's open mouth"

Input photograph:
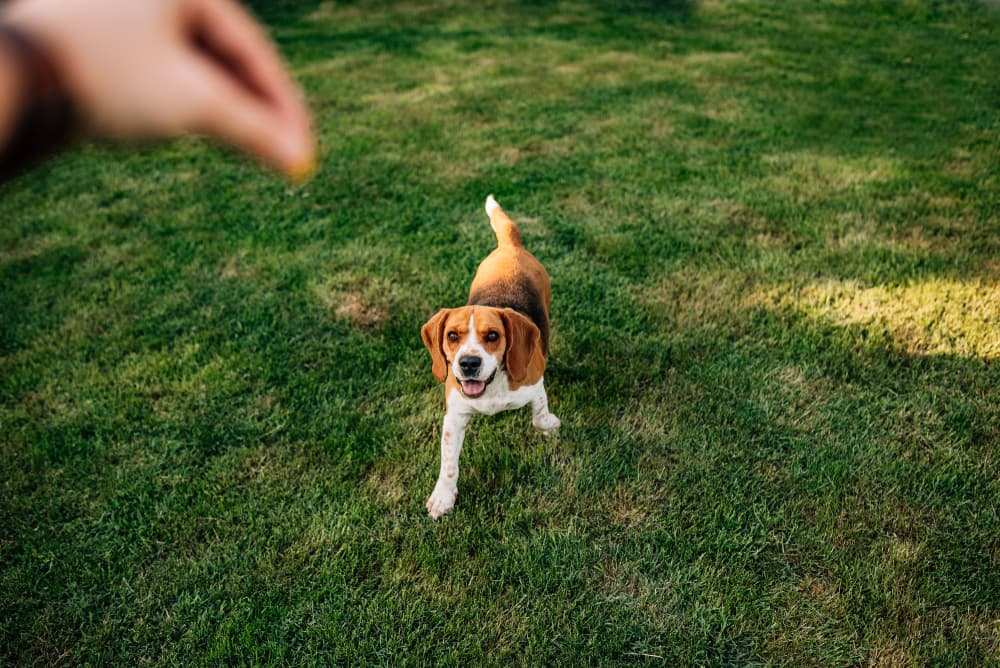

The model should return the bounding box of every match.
[459,369,496,398]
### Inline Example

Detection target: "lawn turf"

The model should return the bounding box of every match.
[2,0,998,664]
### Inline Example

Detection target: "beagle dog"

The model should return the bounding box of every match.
[421,195,560,519]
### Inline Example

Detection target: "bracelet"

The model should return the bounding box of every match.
[0,24,76,181]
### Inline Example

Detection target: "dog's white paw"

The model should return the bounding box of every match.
[426,483,457,519]
[533,413,561,436]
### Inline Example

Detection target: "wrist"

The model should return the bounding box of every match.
[0,23,76,179]
[0,29,27,144]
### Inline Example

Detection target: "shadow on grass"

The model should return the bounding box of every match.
[265,0,699,62]
[1,0,998,664]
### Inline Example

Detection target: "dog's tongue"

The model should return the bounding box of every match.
[461,380,486,397]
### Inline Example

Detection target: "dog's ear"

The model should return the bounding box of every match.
[421,309,451,382]
[499,308,542,383]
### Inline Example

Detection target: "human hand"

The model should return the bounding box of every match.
[1,0,315,181]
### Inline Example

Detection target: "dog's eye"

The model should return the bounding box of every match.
[447,331,459,343]
[485,331,499,343]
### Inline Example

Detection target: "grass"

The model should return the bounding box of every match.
[2,0,998,664]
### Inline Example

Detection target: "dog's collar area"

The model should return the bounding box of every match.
[457,367,497,399]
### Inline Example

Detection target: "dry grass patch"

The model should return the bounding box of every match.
[364,460,411,508]
[314,273,396,330]
[219,249,259,280]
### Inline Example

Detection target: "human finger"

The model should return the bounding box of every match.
[182,52,314,179]
[184,0,310,134]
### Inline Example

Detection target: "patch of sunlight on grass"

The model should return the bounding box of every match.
[644,268,998,359]
[763,277,1000,358]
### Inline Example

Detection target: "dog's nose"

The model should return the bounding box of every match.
[459,356,482,376]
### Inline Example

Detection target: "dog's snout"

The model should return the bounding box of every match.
[459,356,482,377]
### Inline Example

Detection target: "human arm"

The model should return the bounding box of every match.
[0,0,315,180]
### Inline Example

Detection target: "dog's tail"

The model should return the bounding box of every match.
[485,194,522,247]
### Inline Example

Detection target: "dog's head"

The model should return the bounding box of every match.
[421,305,542,398]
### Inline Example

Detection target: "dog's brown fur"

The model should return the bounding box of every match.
[421,198,551,394]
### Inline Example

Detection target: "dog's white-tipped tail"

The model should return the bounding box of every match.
[485,194,500,217]
[485,194,522,247]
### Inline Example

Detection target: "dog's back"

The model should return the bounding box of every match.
[467,195,551,353]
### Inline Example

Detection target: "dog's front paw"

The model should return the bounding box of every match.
[533,412,561,436]
[426,483,457,519]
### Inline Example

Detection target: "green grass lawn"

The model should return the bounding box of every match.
[2,0,998,664]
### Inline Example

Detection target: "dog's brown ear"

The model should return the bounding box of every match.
[499,308,542,383]
[421,309,451,382]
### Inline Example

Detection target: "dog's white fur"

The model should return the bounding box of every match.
[427,370,559,520]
